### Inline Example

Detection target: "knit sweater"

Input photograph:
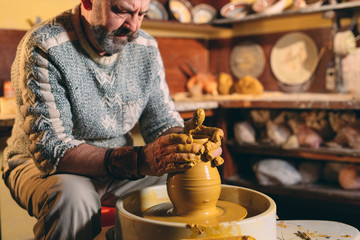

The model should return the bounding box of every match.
[3,5,183,176]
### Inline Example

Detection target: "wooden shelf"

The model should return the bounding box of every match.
[227,140,360,163]
[225,174,360,205]
[217,93,360,110]
[141,19,232,39]
[174,92,360,110]
[212,1,360,25]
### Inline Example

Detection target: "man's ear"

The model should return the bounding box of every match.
[81,0,93,10]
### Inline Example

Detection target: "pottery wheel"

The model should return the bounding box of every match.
[142,200,248,225]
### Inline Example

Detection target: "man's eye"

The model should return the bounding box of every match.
[111,6,120,13]
[139,12,148,17]
[111,6,126,14]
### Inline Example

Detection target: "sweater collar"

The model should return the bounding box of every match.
[71,5,118,65]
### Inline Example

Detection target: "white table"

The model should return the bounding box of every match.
[277,220,360,240]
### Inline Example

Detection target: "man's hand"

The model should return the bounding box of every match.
[184,108,225,166]
[138,133,205,176]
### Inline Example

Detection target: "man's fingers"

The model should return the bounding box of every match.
[205,147,223,161]
[160,133,193,145]
[211,129,224,142]
[213,156,224,166]
[163,152,201,163]
[204,141,221,151]
[161,143,205,156]
[190,126,224,142]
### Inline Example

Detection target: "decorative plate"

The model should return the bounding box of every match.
[270,32,318,86]
[168,0,193,23]
[220,1,250,19]
[146,0,169,20]
[192,3,217,24]
[230,41,266,79]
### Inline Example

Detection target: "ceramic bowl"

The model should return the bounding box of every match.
[220,1,250,19]
[252,0,293,14]
[115,184,277,240]
[192,3,217,24]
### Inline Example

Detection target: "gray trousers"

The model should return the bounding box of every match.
[4,160,167,240]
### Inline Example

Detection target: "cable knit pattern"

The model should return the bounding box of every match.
[3,5,183,176]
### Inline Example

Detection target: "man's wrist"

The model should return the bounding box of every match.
[103,146,145,180]
[132,146,145,179]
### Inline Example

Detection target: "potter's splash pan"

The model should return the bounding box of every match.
[115,184,277,240]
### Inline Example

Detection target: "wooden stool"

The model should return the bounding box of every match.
[101,206,116,227]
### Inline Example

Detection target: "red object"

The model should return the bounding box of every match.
[101,206,116,227]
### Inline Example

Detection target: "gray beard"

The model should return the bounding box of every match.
[90,26,138,55]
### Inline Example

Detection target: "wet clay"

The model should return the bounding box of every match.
[143,150,247,225]
[143,152,247,225]
[143,200,248,225]
[143,109,247,225]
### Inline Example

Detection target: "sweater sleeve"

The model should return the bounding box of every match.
[139,47,184,143]
[17,33,84,175]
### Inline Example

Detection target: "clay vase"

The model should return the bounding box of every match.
[166,138,221,217]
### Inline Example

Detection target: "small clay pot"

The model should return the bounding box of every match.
[166,137,221,217]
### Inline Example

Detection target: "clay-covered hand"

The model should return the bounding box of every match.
[138,133,205,176]
[184,108,225,166]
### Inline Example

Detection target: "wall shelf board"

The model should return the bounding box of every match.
[174,93,360,110]
[227,140,360,164]
[225,174,360,206]
[141,19,232,39]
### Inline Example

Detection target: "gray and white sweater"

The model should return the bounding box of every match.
[3,5,183,176]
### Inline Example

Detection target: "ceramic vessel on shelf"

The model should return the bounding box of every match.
[220,1,250,19]
[168,0,193,23]
[252,0,293,14]
[146,0,169,20]
[192,3,217,24]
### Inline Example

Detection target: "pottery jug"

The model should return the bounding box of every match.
[166,137,221,217]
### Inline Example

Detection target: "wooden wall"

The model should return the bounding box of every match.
[0,25,336,96]
[157,38,210,95]
[0,30,26,96]
[209,28,334,93]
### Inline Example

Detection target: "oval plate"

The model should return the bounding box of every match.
[271,32,318,86]
[230,41,266,79]
[168,0,193,23]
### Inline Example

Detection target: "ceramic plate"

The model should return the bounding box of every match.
[192,3,217,24]
[271,32,318,86]
[220,1,250,19]
[277,220,360,239]
[230,41,266,79]
[168,0,193,23]
[146,0,168,20]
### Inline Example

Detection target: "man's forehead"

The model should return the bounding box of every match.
[110,0,150,9]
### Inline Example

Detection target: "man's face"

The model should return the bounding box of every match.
[88,0,150,55]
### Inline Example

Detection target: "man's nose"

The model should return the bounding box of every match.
[124,15,140,32]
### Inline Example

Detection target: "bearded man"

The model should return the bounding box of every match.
[2,0,223,239]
